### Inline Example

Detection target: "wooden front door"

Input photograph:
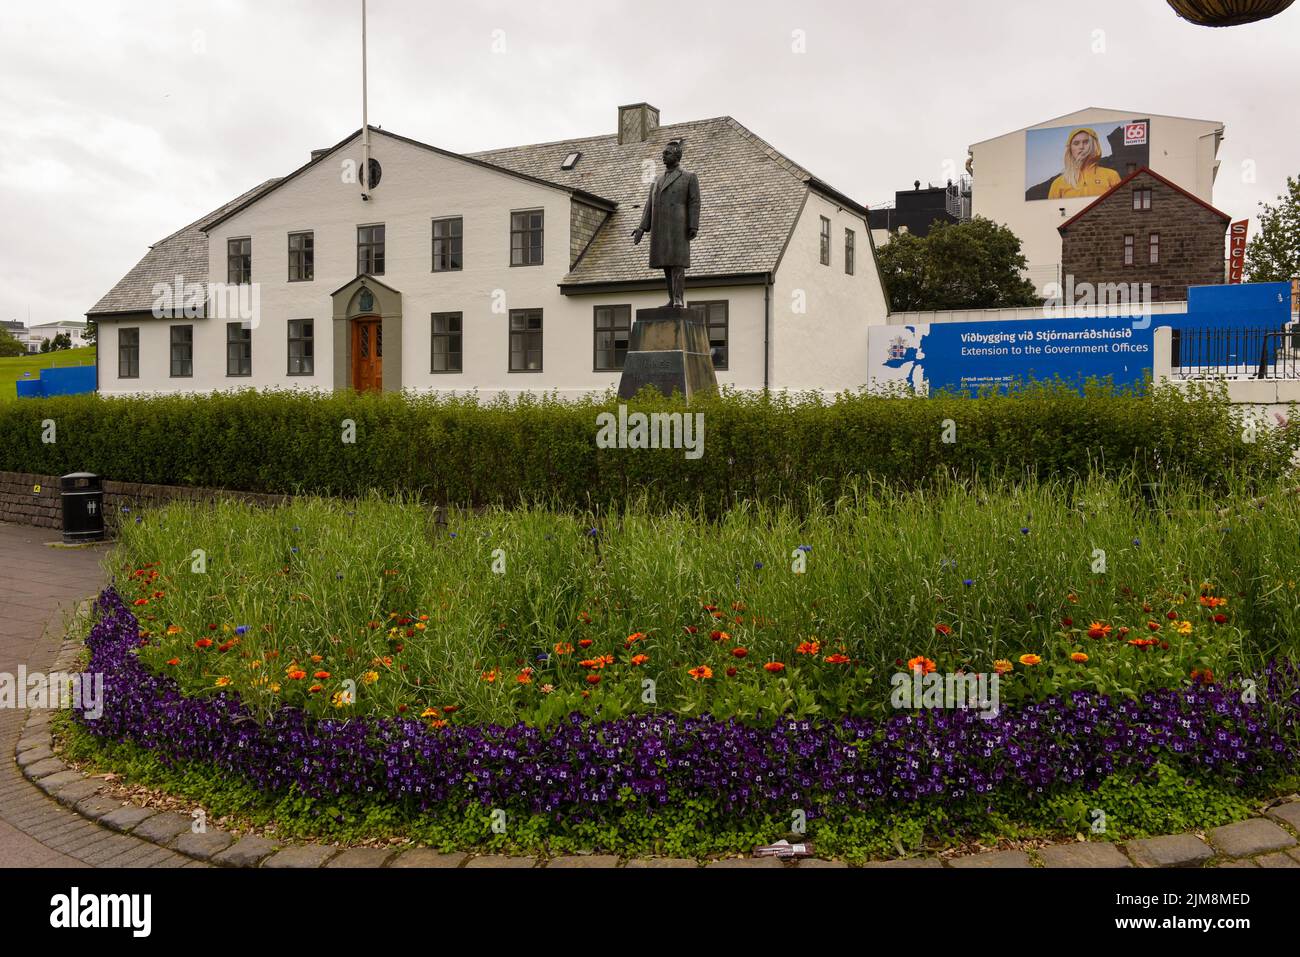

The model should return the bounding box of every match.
[352,318,383,391]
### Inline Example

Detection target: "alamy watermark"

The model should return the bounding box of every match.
[151,274,261,326]
[595,404,704,460]
[1043,276,1155,327]
[890,665,1000,719]
[0,667,104,720]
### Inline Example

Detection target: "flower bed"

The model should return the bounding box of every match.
[80,587,1300,852]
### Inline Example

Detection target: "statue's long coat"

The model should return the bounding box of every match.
[638,166,701,269]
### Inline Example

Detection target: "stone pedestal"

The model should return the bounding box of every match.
[617,307,718,401]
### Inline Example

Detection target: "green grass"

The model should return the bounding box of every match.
[111,471,1300,728]
[0,346,96,401]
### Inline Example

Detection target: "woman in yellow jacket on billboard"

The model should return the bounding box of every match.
[1047,127,1121,199]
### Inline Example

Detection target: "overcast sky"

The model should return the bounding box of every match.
[2,0,1297,326]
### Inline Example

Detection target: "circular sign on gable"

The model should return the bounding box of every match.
[365,158,383,190]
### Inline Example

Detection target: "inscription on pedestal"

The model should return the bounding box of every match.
[617,307,718,401]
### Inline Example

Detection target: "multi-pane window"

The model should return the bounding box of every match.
[508,309,543,371]
[845,228,856,276]
[432,217,463,272]
[118,327,139,379]
[227,238,251,284]
[1149,232,1160,264]
[357,224,385,275]
[226,322,252,376]
[1123,234,1135,266]
[431,312,463,372]
[288,319,313,375]
[169,325,193,377]
[510,210,544,266]
[1132,188,1152,211]
[688,300,729,370]
[593,305,631,371]
[288,231,314,281]
[819,216,831,265]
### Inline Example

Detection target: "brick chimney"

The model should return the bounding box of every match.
[618,103,660,145]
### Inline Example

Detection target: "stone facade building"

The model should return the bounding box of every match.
[1058,167,1229,302]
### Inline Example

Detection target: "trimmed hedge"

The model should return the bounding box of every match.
[1,383,1295,510]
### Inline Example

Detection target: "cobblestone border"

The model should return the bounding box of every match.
[17,638,1300,869]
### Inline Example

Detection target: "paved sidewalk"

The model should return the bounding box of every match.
[0,522,194,868]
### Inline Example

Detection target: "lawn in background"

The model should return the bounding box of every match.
[0,347,96,401]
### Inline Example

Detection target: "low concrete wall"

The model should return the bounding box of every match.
[1153,325,1300,423]
[0,470,291,532]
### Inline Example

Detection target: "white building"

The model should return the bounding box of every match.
[88,104,890,398]
[27,321,92,350]
[968,107,1223,294]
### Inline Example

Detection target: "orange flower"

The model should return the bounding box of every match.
[554,642,573,655]
[132,598,149,607]
[1018,654,1041,666]
[625,632,645,645]
[906,655,936,674]
[443,705,460,714]
[194,638,213,650]
[578,638,593,649]
[688,665,714,680]
[795,640,821,656]
[578,611,593,624]
[1086,622,1112,639]
[286,668,307,680]
[934,623,952,636]
[729,647,748,659]
[585,673,601,685]
[1146,621,1162,632]
[428,719,448,728]
[308,683,324,693]
[764,662,786,673]
[993,659,1014,675]
[1070,652,1089,663]
[215,676,232,687]
[166,657,180,666]
[631,654,649,666]
[310,654,323,663]
[481,669,498,683]
[516,669,533,684]
[824,653,851,665]
[1190,667,1215,686]
[313,670,330,680]
[166,624,183,636]
[709,630,729,642]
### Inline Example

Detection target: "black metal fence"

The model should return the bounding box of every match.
[1171,325,1300,379]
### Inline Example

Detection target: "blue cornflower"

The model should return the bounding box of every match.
[1020,527,1029,535]
[291,546,299,553]
[1132,538,1140,547]
[754,561,764,570]
[963,579,974,587]
[797,545,812,553]
[235,625,249,635]
[587,528,599,537]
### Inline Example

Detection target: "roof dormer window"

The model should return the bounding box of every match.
[561,151,582,170]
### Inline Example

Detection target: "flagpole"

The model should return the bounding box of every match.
[361,0,371,197]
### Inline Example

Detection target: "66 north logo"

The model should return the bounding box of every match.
[1124,121,1148,146]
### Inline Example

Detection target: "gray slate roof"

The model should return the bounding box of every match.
[89,115,853,314]
[87,178,282,316]
[469,117,819,286]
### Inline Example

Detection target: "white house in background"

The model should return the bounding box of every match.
[968,107,1224,295]
[27,321,91,350]
[87,104,891,398]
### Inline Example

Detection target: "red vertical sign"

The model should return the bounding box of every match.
[1228,220,1248,284]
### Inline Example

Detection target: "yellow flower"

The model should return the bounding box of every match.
[249,660,262,669]
[420,707,439,718]
[332,689,354,708]
[1018,654,1042,666]
[214,676,232,687]
[361,670,380,685]
[993,659,1014,675]
[268,682,281,693]
[1070,652,1088,663]
[1177,621,1193,635]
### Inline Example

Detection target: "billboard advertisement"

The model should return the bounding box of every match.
[1025,119,1150,201]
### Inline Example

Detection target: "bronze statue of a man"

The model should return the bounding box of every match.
[631,140,700,308]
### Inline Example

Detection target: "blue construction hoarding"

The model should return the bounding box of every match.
[868,282,1292,395]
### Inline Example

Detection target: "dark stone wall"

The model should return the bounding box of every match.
[0,470,291,532]
[1060,170,1227,302]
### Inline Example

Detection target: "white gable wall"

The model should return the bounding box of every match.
[770,190,890,394]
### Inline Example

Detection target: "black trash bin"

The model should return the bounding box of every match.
[61,472,105,544]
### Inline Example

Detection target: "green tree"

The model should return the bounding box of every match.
[876,216,1041,311]
[1245,175,1300,282]
[0,328,24,357]
[39,337,51,354]
[83,319,97,346]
